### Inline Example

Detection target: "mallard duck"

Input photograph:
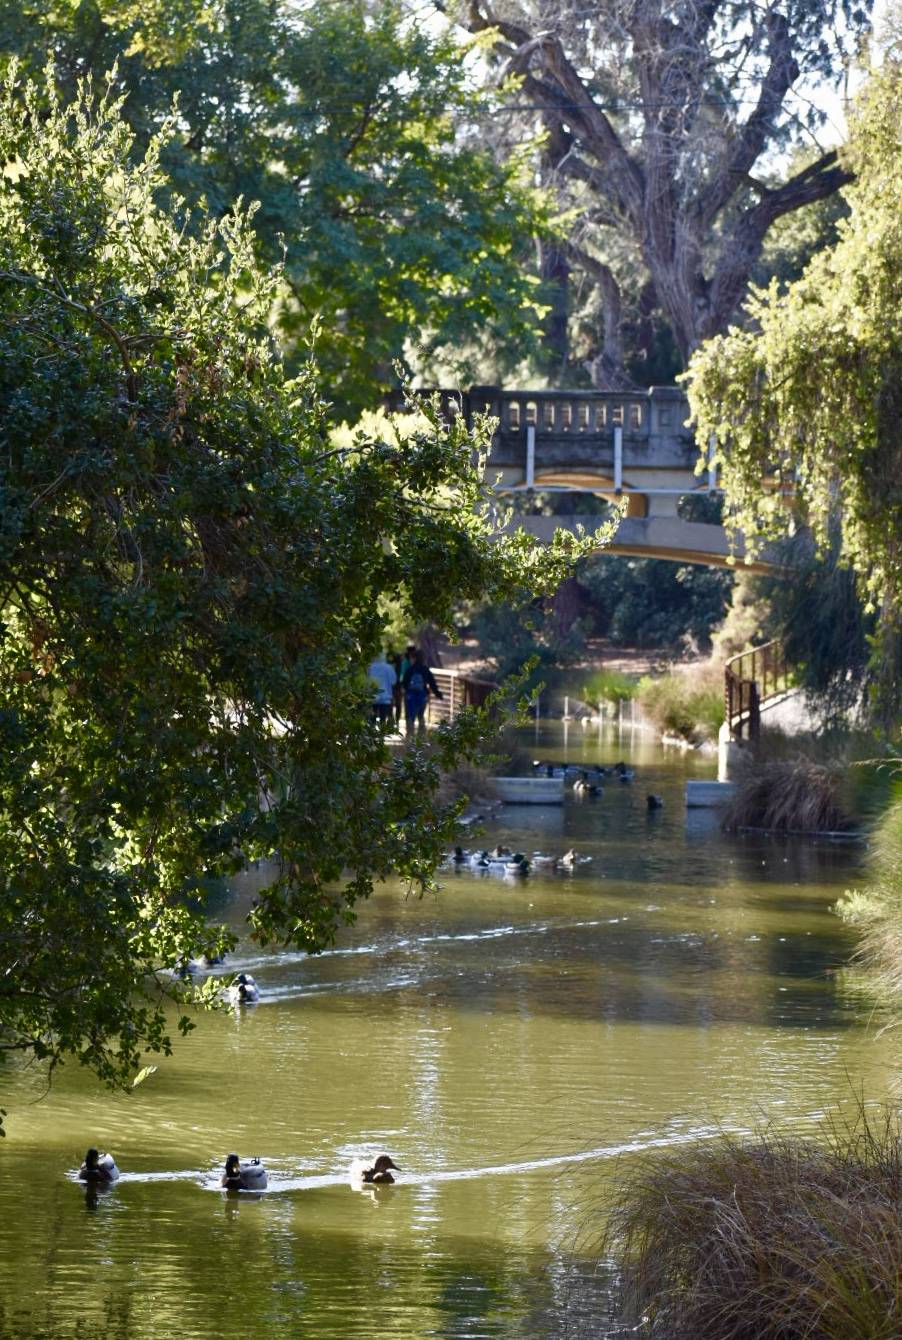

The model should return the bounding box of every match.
[531,852,559,870]
[351,1154,400,1185]
[227,972,260,1005]
[469,850,490,869]
[559,848,592,869]
[504,853,530,875]
[573,772,602,796]
[614,761,635,783]
[78,1148,120,1183]
[491,844,512,858]
[221,1153,268,1191]
[647,794,664,810]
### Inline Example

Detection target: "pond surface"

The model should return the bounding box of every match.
[0,724,894,1340]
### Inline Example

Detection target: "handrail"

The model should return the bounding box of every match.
[724,639,789,742]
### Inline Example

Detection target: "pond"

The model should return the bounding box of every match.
[0,723,894,1339]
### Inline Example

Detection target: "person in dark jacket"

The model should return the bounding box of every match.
[402,649,442,734]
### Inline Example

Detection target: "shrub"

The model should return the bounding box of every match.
[723,756,852,833]
[636,663,724,744]
[837,796,902,1002]
[605,1107,902,1340]
[582,668,637,706]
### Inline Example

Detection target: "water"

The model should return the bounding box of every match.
[0,725,893,1339]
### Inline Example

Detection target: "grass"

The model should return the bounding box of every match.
[581,668,637,707]
[837,796,902,1003]
[604,1105,902,1340]
[636,662,724,744]
[722,754,853,833]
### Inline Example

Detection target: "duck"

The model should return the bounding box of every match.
[227,972,260,1005]
[78,1148,120,1183]
[221,1153,268,1191]
[504,853,530,875]
[559,848,592,869]
[491,844,512,858]
[351,1154,400,1186]
[614,761,635,783]
[647,794,664,811]
[573,772,602,797]
[531,852,559,870]
[469,850,490,869]
[447,845,469,865]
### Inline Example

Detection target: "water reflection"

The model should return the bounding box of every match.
[0,723,893,1339]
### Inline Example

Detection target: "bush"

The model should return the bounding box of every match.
[636,664,724,744]
[837,795,902,1001]
[723,756,852,833]
[605,1107,902,1340]
[582,668,637,706]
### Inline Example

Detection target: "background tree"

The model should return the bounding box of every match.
[687,50,902,716]
[0,70,597,1119]
[0,0,551,417]
[458,0,870,386]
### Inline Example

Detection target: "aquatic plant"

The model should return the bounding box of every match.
[635,664,724,744]
[604,1105,902,1340]
[581,669,637,707]
[722,756,852,833]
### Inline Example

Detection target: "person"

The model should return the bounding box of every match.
[367,651,397,728]
[388,650,404,729]
[402,649,442,734]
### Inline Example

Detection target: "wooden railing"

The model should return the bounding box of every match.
[426,669,496,724]
[724,640,790,742]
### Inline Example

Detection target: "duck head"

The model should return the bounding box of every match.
[84,1147,100,1171]
[224,1153,241,1178]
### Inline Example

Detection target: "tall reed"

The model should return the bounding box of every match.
[604,1106,902,1340]
[722,755,852,833]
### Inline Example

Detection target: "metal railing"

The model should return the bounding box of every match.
[724,640,790,742]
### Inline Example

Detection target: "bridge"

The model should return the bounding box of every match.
[392,385,775,570]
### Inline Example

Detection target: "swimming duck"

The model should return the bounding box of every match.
[504,853,530,875]
[447,845,469,866]
[78,1148,120,1183]
[221,1153,268,1191]
[352,1154,400,1185]
[573,772,602,797]
[559,848,592,869]
[531,853,559,870]
[647,794,664,811]
[227,972,260,1005]
[491,844,512,858]
[469,850,490,869]
[614,762,635,783]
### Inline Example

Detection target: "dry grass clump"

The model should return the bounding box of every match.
[723,755,852,833]
[605,1108,902,1340]
[837,799,902,1002]
[437,761,499,809]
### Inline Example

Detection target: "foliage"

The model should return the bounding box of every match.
[466,596,588,692]
[460,0,869,385]
[0,72,600,1118]
[578,553,733,651]
[722,756,853,833]
[837,792,902,1000]
[0,0,551,418]
[636,665,724,744]
[687,53,902,712]
[605,1106,902,1340]
[581,668,636,706]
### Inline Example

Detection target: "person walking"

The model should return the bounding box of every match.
[388,650,404,729]
[402,648,443,734]
[367,650,397,728]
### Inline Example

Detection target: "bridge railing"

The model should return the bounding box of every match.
[426,669,496,725]
[724,640,790,742]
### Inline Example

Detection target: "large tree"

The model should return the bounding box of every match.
[459,0,871,386]
[0,0,550,417]
[686,52,902,713]
[0,71,596,1122]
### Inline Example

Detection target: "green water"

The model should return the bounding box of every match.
[0,725,894,1339]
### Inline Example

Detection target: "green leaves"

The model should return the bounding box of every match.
[0,72,593,1108]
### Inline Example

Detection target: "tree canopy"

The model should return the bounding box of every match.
[459,0,870,386]
[0,69,596,1118]
[0,0,550,417]
[687,55,902,640]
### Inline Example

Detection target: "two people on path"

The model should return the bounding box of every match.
[367,645,443,734]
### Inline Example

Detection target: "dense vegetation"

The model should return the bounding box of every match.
[0,71,598,1114]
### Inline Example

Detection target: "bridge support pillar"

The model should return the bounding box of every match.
[717,722,745,782]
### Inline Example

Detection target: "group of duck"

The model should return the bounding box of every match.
[532,759,664,810]
[447,844,592,877]
[77,1149,400,1191]
[176,956,262,1005]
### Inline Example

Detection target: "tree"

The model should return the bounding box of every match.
[0,0,550,418]
[0,71,597,1120]
[459,0,870,386]
[686,51,902,713]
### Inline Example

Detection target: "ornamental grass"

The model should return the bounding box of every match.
[722,755,852,834]
[605,1107,902,1340]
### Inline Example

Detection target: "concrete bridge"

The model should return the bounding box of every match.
[393,385,773,570]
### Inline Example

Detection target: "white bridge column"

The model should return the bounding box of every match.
[614,425,623,493]
[526,424,535,488]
